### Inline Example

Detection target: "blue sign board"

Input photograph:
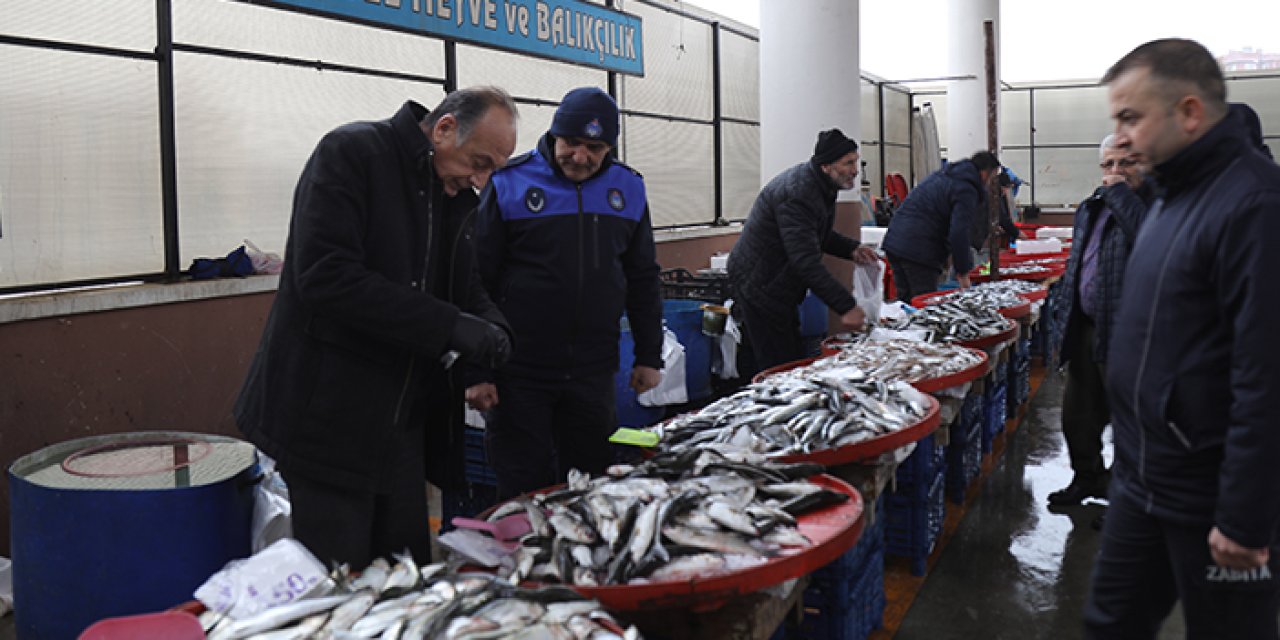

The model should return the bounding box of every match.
[245,0,645,76]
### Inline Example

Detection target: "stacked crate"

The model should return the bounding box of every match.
[982,378,1009,453]
[945,390,984,504]
[774,498,887,640]
[884,434,946,576]
[440,426,500,530]
[1007,331,1032,412]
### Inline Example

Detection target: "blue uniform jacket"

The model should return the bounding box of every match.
[881,159,988,274]
[1107,110,1280,549]
[472,133,664,381]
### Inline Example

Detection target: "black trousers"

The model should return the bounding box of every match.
[486,372,617,500]
[1084,486,1280,639]
[886,253,942,304]
[737,302,803,377]
[1062,318,1110,486]
[281,466,431,569]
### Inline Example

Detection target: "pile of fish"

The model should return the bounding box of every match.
[455,451,850,588]
[202,555,637,640]
[652,371,930,458]
[994,264,1054,276]
[815,338,985,383]
[879,300,1010,342]
[923,285,1026,310]
[1005,257,1065,267]
[972,279,1045,297]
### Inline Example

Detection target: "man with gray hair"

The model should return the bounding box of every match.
[1046,135,1149,511]
[235,86,519,567]
[1086,38,1280,638]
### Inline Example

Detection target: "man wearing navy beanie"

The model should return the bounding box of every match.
[470,86,664,499]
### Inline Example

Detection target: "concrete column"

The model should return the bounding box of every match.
[946,0,1000,161]
[760,0,861,203]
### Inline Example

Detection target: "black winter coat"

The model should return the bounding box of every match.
[881,160,988,274]
[1050,181,1149,367]
[234,101,507,492]
[1107,111,1280,549]
[728,160,860,324]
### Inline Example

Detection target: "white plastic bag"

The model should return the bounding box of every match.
[638,329,688,406]
[244,238,284,275]
[251,454,292,554]
[194,538,332,618]
[715,313,741,380]
[852,260,886,325]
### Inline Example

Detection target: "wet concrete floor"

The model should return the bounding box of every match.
[892,371,1189,640]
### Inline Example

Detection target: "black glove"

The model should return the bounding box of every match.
[448,312,511,369]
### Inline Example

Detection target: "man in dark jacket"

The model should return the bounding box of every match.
[471,87,664,500]
[1084,39,1280,639]
[234,87,517,568]
[728,129,879,373]
[1047,135,1149,510]
[881,151,1001,301]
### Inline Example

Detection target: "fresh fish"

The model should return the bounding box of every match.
[320,588,377,632]
[660,524,764,558]
[206,594,351,640]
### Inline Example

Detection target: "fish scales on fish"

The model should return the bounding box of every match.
[814,339,985,384]
[203,554,637,640]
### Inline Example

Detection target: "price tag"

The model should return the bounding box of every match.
[609,427,660,448]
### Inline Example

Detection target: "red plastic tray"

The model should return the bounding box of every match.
[910,290,1032,319]
[567,474,864,611]
[769,394,940,466]
[970,265,1064,284]
[755,349,987,394]
[999,249,1071,264]
[1017,287,1048,303]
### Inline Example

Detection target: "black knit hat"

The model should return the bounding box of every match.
[550,87,619,147]
[812,128,859,166]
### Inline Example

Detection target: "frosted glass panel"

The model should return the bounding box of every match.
[0,46,163,287]
[621,3,713,120]
[1001,90,1031,146]
[457,44,607,102]
[884,88,912,145]
[174,53,444,261]
[1028,147,1101,208]
[623,117,714,227]
[1032,86,1110,146]
[722,122,761,221]
[720,31,759,121]
[861,144,882,199]
[861,80,879,142]
[173,0,446,78]
[0,2,154,52]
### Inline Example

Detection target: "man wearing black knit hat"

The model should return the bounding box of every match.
[728,128,880,374]
[470,86,664,499]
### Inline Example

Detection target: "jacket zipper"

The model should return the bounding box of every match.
[569,184,584,375]
[593,214,600,269]
[392,153,435,427]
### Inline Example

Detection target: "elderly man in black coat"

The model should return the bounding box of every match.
[728,129,879,373]
[235,87,517,568]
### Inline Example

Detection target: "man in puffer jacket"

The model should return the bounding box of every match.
[1084,38,1280,639]
[881,151,1001,301]
[728,129,880,373]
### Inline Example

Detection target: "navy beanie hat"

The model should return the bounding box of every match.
[811,128,859,166]
[550,87,619,147]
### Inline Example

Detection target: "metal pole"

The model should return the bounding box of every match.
[984,20,1001,280]
[877,83,886,198]
[711,22,724,225]
[444,41,457,93]
[156,0,181,281]
[1029,88,1036,205]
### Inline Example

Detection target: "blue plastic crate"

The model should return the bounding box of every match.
[891,433,945,501]
[960,390,983,428]
[786,536,886,640]
[885,470,946,576]
[1007,360,1030,412]
[945,417,983,504]
[982,381,1008,453]
[463,426,498,486]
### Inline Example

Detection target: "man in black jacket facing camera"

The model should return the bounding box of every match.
[235,87,517,568]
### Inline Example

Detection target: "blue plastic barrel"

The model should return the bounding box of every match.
[9,432,256,639]
[662,299,712,400]
[616,317,664,427]
[798,290,828,337]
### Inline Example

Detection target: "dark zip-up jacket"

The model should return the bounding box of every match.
[728,160,861,325]
[234,101,507,492]
[1106,111,1280,549]
[1051,181,1149,367]
[881,159,988,274]
[472,133,663,381]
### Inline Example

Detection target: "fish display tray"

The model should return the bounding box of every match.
[999,249,1071,264]
[955,318,1020,351]
[969,264,1065,284]
[885,470,945,576]
[774,347,988,395]
[494,474,867,612]
[769,395,941,468]
[910,290,1034,320]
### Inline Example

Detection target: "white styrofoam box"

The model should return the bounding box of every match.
[1036,226,1074,240]
[1016,238,1064,255]
[859,226,888,248]
[709,253,729,270]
